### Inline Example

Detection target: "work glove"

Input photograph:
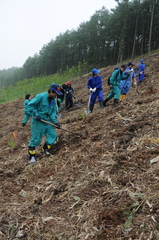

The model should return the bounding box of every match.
[90,88,96,92]
[110,85,113,90]
[36,115,42,121]
[93,87,96,92]
[55,123,60,129]
[127,69,133,73]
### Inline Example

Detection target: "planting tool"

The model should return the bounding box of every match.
[135,83,140,95]
[84,92,92,115]
[69,91,82,107]
[36,118,82,137]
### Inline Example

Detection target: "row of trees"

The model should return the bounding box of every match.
[0,0,159,89]
[0,63,87,103]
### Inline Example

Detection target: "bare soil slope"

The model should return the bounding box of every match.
[0,54,159,240]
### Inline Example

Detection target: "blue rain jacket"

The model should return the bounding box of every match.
[137,63,146,81]
[120,68,136,94]
[87,75,103,105]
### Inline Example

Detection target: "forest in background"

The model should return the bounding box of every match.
[0,0,158,90]
[0,63,86,104]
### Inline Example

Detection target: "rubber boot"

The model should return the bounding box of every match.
[120,94,126,100]
[89,104,94,113]
[42,143,51,156]
[103,98,110,107]
[99,101,104,110]
[114,99,119,107]
[28,146,36,163]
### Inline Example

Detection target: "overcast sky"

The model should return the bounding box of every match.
[0,0,117,70]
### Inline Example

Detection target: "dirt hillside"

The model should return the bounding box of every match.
[0,53,159,240]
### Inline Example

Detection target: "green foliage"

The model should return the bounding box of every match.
[80,111,86,120]
[8,141,16,148]
[0,62,88,103]
[9,224,17,237]
[124,210,133,231]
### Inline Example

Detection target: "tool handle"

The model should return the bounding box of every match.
[69,91,76,99]
[35,118,82,136]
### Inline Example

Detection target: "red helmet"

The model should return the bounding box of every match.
[65,81,71,85]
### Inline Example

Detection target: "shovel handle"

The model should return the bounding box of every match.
[34,117,82,136]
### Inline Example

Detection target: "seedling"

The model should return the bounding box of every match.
[8,141,15,148]
[80,112,86,120]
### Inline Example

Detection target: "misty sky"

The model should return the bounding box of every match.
[0,0,117,70]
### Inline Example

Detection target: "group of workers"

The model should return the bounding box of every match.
[22,60,145,163]
[87,59,146,113]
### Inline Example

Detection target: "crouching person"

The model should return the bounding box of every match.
[26,84,62,163]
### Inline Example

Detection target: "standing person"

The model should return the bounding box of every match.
[120,62,136,99]
[65,81,74,110]
[137,59,146,84]
[56,83,67,112]
[103,64,128,107]
[52,83,67,113]
[87,68,104,113]
[22,94,31,127]
[26,84,62,163]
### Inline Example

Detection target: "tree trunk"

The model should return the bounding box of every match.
[131,12,139,59]
[148,0,155,54]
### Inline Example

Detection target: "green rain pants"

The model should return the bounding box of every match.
[28,118,57,147]
[106,85,120,100]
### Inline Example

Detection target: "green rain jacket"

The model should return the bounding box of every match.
[110,69,127,86]
[107,69,127,100]
[26,92,58,124]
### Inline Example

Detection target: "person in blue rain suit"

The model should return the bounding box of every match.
[56,83,67,112]
[120,62,136,99]
[87,68,104,113]
[22,94,31,126]
[103,64,128,107]
[51,83,66,113]
[65,81,74,110]
[137,59,146,84]
[26,84,63,163]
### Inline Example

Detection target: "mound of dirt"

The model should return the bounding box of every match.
[0,53,159,240]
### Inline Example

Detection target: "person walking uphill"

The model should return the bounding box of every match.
[22,94,31,126]
[87,68,104,113]
[103,64,127,107]
[120,62,136,99]
[137,59,146,84]
[26,84,63,163]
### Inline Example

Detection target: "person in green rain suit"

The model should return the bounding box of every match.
[103,64,128,107]
[26,84,63,163]
[22,94,31,126]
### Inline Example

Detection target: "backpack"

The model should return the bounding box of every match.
[107,70,119,86]
[107,75,111,86]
